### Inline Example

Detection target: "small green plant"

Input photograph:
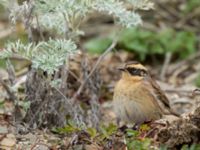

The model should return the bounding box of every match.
[99,123,118,140]
[181,144,200,150]
[119,28,197,61]
[85,27,197,61]
[125,127,152,150]
[52,121,81,134]
[87,127,98,140]
[84,37,113,54]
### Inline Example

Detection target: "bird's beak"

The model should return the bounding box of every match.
[117,67,125,71]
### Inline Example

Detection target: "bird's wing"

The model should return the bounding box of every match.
[151,80,170,108]
[146,77,170,109]
[145,77,180,117]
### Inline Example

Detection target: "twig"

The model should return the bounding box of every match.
[30,142,49,150]
[71,39,117,102]
[0,59,17,101]
[0,59,17,102]
[54,85,85,122]
[172,99,193,105]
[24,1,34,29]
[24,1,34,42]
[160,52,172,80]
[168,51,200,74]
[6,59,16,85]
[0,78,17,102]
[62,12,69,39]
[156,1,181,19]
[60,56,69,94]
[36,14,45,41]
[65,133,79,149]
[28,95,49,128]
[66,68,80,82]
[54,86,73,107]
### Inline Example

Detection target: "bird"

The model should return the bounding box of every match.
[113,61,180,126]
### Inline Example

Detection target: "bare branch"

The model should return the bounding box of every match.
[71,39,117,102]
[0,78,17,102]
[160,52,172,80]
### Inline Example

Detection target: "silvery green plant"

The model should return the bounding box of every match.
[0,0,152,73]
[0,39,77,74]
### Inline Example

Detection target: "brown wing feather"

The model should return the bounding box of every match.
[150,79,170,109]
[145,77,180,117]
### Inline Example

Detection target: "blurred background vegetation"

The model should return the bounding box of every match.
[83,0,200,62]
[0,0,199,64]
[0,0,200,89]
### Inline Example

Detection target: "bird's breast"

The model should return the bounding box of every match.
[113,79,162,124]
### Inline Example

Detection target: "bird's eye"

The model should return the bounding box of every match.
[132,69,138,74]
[126,68,139,76]
[126,67,148,77]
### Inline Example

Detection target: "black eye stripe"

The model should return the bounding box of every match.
[126,67,148,76]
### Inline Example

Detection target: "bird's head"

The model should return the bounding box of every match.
[118,61,149,81]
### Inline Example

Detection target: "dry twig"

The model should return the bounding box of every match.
[71,39,118,102]
[0,78,17,102]
[160,52,172,80]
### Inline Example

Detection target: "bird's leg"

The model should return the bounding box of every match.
[139,120,166,138]
[132,123,140,130]
[119,125,128,132]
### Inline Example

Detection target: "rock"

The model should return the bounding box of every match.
[157,106,200,149]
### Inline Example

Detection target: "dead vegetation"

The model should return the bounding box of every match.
[157,107,200,149]
[0,0,200,149]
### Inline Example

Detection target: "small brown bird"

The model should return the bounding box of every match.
[113,62,179,125]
